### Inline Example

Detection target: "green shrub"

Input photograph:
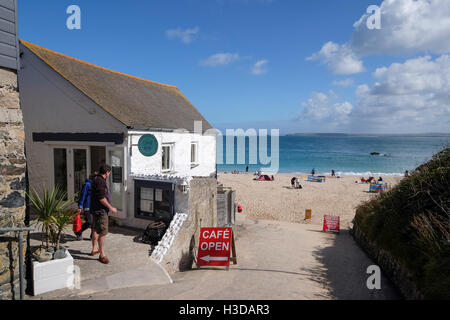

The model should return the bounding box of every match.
[355,147,450,299]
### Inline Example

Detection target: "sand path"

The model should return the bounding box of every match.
[33,214,400,300]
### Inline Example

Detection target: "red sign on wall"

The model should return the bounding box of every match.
[323,215,340,233]
[197,228,233,266]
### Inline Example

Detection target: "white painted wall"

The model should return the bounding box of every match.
[18,44,126,194]
[118,130,217,229]
[129,131,216,178]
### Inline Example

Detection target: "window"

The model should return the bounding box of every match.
[162,144,173,171]
[53,148,67,196]
[134,180,174,223]
[191,142,198,167]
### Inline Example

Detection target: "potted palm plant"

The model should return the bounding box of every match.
[28,186,71,252]
[27,186,76,295]
[51,208,78,258]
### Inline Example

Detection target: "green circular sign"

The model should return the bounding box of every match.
[138,134,158,157]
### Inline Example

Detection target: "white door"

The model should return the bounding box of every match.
[106,146,127,219]
[52,146,90,204]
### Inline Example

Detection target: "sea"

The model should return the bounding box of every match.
[217,135,450,176]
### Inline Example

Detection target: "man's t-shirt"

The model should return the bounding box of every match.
[90,175,112,216]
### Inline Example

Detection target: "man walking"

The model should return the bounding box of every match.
[90,165,117,264]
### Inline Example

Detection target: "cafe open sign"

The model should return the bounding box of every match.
[323,215,340,233]
[197,228,233,267]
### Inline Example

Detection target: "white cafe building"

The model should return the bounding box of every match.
[18,39,218,244]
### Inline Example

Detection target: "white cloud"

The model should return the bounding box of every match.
[308,0,450,74]
[351,0,450,55]
[353,55,450,132]
[251,59,269,75]
[300,92,353,125]
[166,27,200,44]
[332,78,355,88]
[200,53,241,67]
[334,101,353,115]
[300,55,450,132]
[306,42,364,75]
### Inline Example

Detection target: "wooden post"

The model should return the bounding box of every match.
[230,230,237,265]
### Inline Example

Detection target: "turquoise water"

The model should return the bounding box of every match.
[217,135,450,175]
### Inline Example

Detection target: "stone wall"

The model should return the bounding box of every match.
[351,224,424,300]
[155,177,217,274]
[0,66,26,300]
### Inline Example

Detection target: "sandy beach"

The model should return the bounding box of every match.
[218,173,403,228]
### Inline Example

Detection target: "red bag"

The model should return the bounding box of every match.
[73,212,82,233]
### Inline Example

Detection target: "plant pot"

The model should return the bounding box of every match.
[32,249,74,296]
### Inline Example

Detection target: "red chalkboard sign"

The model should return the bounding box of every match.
[323,215,340,233]
[197,227,234,267]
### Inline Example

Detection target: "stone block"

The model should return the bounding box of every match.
[9,177,25,191]
[0,192,25,208]
[6,125,25,142]
[0,68,17,89]
[0,165,25,176]
[0,109,23,124]
[0,88,20,109]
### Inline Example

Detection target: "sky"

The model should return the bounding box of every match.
[17,0,450,135]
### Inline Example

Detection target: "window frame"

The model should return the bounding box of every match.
[190,141,199,168]
[161,143,174,172]
[134,179,175,221]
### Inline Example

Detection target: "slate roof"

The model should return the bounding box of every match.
[20,40,213,132]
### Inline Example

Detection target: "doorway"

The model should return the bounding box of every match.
[90,146,106,174]
[52,146,89,202]
[51,145,125,218]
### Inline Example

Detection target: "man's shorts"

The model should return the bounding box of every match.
[93,214,108,236]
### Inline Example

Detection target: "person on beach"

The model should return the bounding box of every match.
[404,170,409,177]
[90,165,117,264]
[246,166,249,173]
[311,168,316,176]
[271,175,275,181]
[378,177,383,182]
[74,171,97,240]
[331,169,335,177]
[295,178,302,189]
[291,177,296,188]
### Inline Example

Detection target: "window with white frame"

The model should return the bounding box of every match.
[191,142,198,167]
[162,144,173,171]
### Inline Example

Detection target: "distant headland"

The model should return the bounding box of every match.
[285,133,450,137]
